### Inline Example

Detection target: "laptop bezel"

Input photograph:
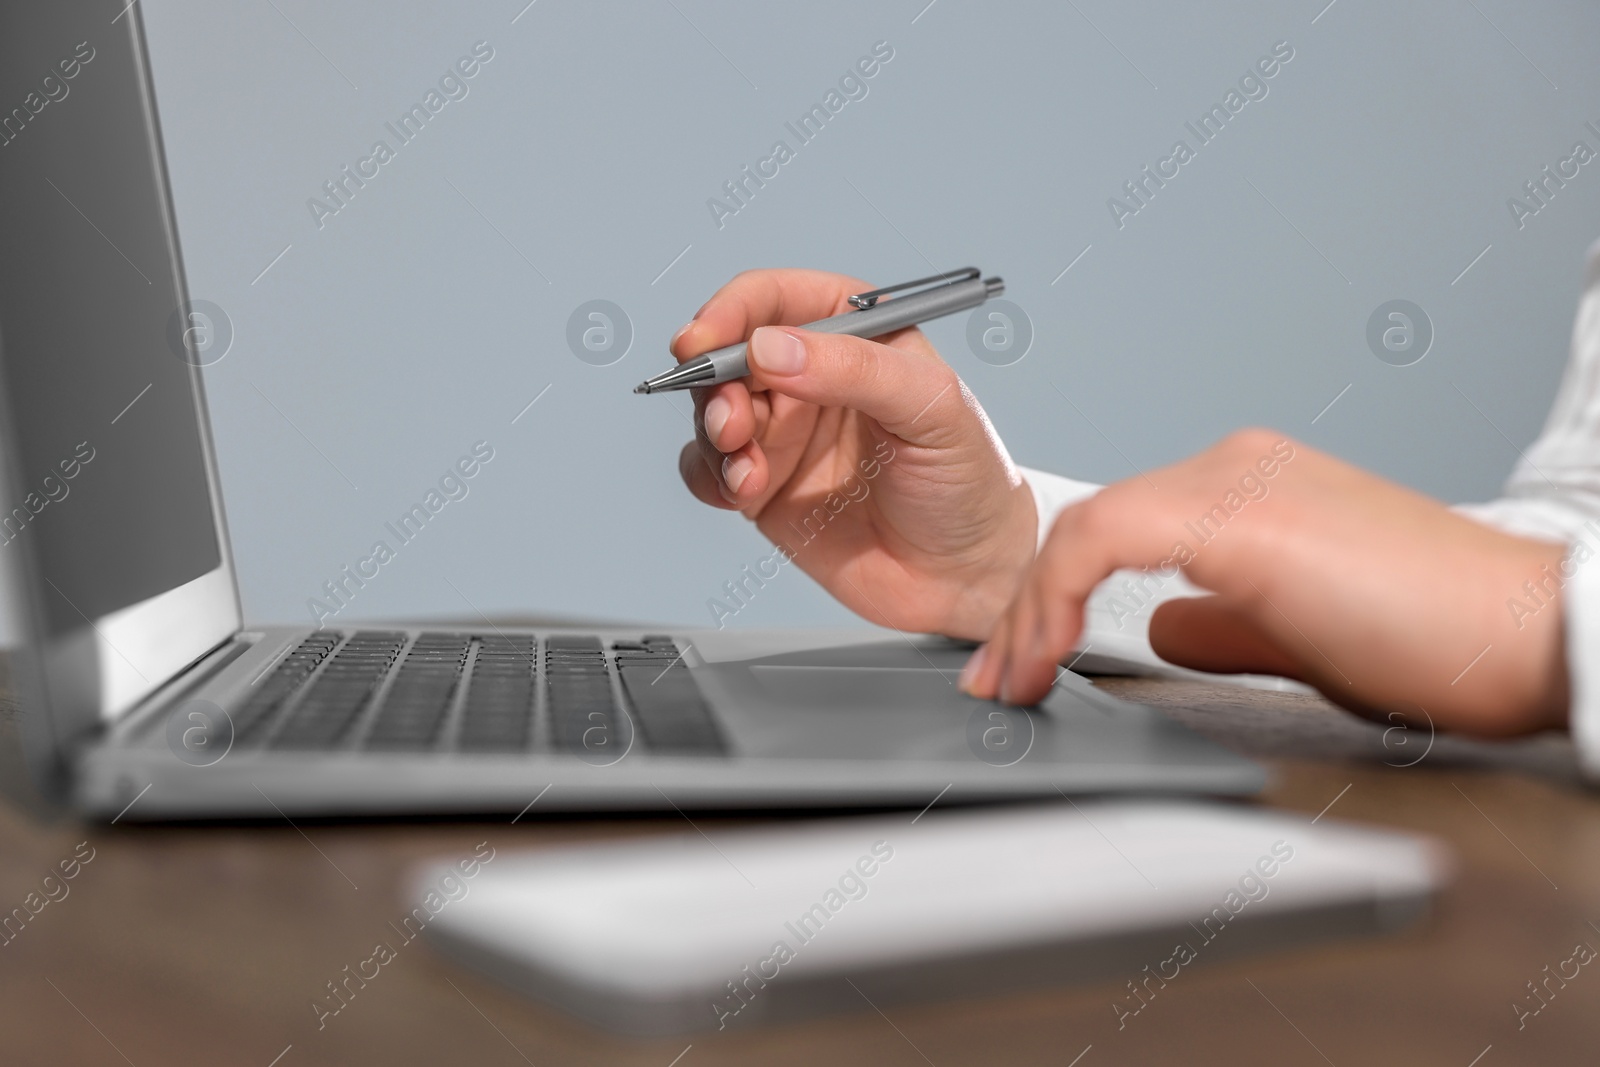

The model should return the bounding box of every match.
[0,4,244,808]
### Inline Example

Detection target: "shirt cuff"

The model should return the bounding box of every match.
[1566,551,1600,780]
[1454,507,1600,778]
[1018,466,1102,553]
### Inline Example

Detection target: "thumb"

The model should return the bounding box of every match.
[747,325,966,444]
[1148,596,1304,680]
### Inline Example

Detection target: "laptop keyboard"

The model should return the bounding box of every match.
[230,631,726,757]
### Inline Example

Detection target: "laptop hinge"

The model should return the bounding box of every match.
[104,632,257,739]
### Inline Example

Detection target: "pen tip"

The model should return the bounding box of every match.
[633,382,651,395]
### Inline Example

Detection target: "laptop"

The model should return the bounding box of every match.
[0,6,1263,820]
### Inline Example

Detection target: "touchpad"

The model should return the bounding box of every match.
[687,637,1256,779]
[697,655,985,764]
[752,665,964,709]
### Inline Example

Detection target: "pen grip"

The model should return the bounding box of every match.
[808,276,996,340]
[707,276,996,385]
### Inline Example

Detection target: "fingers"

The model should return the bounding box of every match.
[700,389,735,451]
[961,486,1201,705]
[678,438,770,509]
[689,379,770,505]
[678,441,730,508]
[747,325,964,445]
[719,441,766,503]
[1148,596,1303,679]
[671,269,867,361]
[689,395,770,506]
[700,382,759,454]
[674,271,869,511]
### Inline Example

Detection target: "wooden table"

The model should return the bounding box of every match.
[2,669,1595,1067]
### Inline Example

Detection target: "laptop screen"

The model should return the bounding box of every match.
[0,8,222,639]
[0,3,239,786]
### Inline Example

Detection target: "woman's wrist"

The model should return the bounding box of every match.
[940,482,1040,641]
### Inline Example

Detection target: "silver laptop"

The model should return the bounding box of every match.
[0,6,1263,821]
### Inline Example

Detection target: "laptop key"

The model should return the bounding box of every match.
[365,636,469,750]
[248,631,727,757]
[458,656,536,751]
[546,635,604,652]
[545,640,629,758]
[233,634,342,744]
[617,660,726,755]
[272,634,405,748]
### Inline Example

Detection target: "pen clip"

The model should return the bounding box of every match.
[848,267,981,310]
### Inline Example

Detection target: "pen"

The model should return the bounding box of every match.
[633,267,1004,394]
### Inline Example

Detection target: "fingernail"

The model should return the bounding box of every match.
[722,454,754,495]
[959,645,989,694]
[670,322,694,350]
[750,326,806,375]
[703,396,731,447]
[999,667,1015,705]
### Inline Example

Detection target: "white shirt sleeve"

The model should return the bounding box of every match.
[1452,240,1600,776]
[1020,240,1600,735]
[1568,560,1600,779]
[1019,467,1099,551]
[1454,244,1600,543]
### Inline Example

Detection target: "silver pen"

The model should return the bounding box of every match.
[633,267,1004,394]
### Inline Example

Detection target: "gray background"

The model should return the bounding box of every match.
[138,0,1600,632]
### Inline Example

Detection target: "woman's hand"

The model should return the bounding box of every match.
[961,429,1571,738]
[674,269,1036,639]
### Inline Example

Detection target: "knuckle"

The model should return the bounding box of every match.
[1073,490,1121,541]
[1217,426,1280,461]
[724,271,769,312]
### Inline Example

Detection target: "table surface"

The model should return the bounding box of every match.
[2,667,1596,1067]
